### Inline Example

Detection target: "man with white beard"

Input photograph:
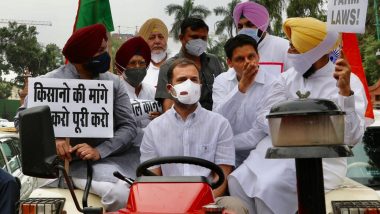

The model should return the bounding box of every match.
[138,18,169,88]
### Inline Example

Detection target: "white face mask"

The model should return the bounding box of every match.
[185,39,207,56]
[151,50,167,63]
[170,79,201,105]
[286,53,313,75]
[286,30,340,75]
[238,28,262,43]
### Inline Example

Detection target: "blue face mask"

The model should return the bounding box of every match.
[238,28,261,43]
[85,52,111,75]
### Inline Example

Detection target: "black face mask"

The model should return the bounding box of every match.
[123,68,147,87]
[85,52,111,75]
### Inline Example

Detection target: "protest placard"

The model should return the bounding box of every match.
[130,99,162,119]
[327,0,368,33]
[28,78,113,138]
[259,62,284,76]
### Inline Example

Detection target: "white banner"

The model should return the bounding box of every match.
[130,99,162,119]
[28,78,113,138]
[327,0,368,33]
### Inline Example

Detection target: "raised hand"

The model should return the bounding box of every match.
[333,50,352,96]
[238,61,259,93]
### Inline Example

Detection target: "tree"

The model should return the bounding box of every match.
[109,35,125,73]
[252,0,285,36]
[358,1,379,87]
[286,0,327,21]
[207,35,228,70]
[165,0,211,40]
[0,22,63,85]
[214,0,241,38]
[0,81,13,99]
[361,35,380,86]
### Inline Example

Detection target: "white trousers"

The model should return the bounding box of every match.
[72,178,130,212]
[228,175,274,214]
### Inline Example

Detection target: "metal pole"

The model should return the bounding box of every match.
[375,0,380,40]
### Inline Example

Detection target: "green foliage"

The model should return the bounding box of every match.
[0,81,13,99]
[286,0,327,20]
[207,35,228,70]
[165,0,211,40]
[252,0,285,36]
[0,22,63,85]
[214,0,241,37]
[110,35,125,71]
[358,1,380,87]
[361,35,380,86]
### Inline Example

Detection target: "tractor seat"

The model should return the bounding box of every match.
[325,177,380,214]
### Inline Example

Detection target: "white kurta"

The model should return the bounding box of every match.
[230,61,367,214]
[124,81,156,146]
[213,68,278,166]
[125,81,156,100]
[142,62,160,88]
[258,34,290,72]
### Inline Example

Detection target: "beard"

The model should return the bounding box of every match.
[302,65,316,79]
[151,49,167,63]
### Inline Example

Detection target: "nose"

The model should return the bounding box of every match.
[154,37,161,43]
[135,63,145,68]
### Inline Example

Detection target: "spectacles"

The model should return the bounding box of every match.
[128,60,147,67]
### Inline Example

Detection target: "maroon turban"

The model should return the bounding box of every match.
[62,24,108,64]
[115,36,151,71]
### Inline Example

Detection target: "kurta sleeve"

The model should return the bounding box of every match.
[233,76,287,151]
[215,118,235,166]
[140,123,158,163]
[335,74,367,146]
[96,78,137,158]
[212,74,246,125]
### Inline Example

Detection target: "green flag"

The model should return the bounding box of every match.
[74,0,114,32]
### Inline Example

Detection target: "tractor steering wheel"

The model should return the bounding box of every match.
[136,156,225,190]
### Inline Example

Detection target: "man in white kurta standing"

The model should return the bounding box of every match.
[213,34,278,166]
[138,18,169,88]
[233,1,289,74]
[228,17,367,214]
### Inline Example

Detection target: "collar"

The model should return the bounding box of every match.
[66,63,102,80]
[258,33,269,50]
[148,62,159,70]
[309,61,335,78]
[170,102,202,121]
[255,68,266,84]
[66,63,81,78]
[178,49,210,63]
[225,68,237,81]
[124,79,135,91]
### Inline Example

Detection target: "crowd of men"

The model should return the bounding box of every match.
[2,1,368,214]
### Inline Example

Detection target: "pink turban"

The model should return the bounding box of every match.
[233,1,270,32]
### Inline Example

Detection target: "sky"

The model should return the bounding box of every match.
[0,0,244,80]
[0,0,238,50]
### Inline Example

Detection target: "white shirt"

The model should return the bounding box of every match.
[258,34,290,72]
[140,104,235,177]
[213,68,278,166]
[230,61,367,214]
[124,81,156,100]
[142,62,160,88]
